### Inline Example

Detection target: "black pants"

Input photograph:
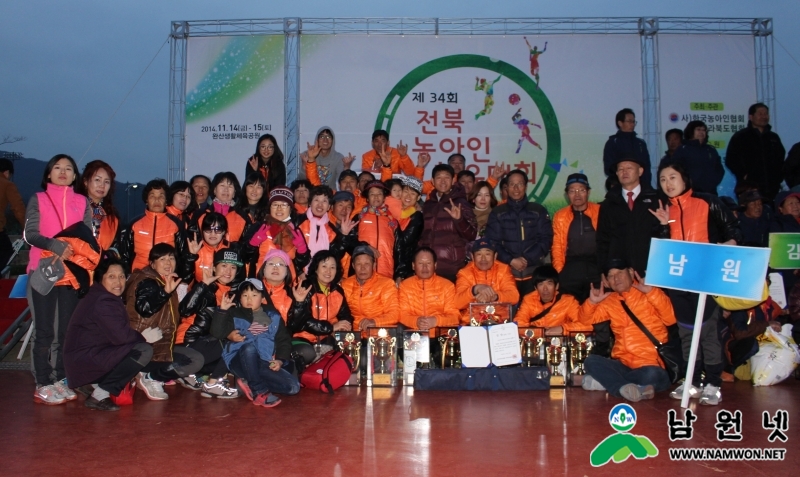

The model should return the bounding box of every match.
[141,346,204,382]
[515,278,536,303]
[0,231,13,271]
[558,258,598,303]
[186,337,228,379]
[29,283,80,386]
[96,343,153,395]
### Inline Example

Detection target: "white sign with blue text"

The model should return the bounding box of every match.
[645,239,770,301]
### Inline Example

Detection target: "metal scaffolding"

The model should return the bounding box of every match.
[168,17,775,182]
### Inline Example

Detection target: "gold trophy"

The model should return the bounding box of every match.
[368,328,396,386]
[337,332,361,385]
[439,328,461,369]
[519,329,539,367]
[547,337,567,386]
[569,333,593,386]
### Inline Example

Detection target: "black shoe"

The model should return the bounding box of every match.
[84,397,120,411]
[74,385,95,398]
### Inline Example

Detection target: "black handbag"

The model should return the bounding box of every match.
[620,301,681,383]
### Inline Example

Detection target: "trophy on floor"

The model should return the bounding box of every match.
[568,332,593,386]
[439,328,461,369]
[519,328,547,368]
[335,331,361,386]
[367,327,397,387]
[403,331,430,386]
[547,336,568,386]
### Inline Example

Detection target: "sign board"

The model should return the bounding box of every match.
[768,233,800,270]
[645,239,770,300]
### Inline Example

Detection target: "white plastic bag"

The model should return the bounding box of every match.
[751,324,800,387]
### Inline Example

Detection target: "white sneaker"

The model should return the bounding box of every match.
[699,384,721,406]
[670,383,701,400]
[33,385,67,405]
[201,379,240,399]
[53,378,77,401]
[582,375,606,391]
[135,373,169,400]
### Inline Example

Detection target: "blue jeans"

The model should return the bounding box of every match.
[229,342,299,396]
[584,355,671,398]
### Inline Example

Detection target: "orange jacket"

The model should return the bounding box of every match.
[40,236,101,290]
[342,273,399,330]
[298,217,337,249]
[97,214,119,251]
[129,210,180,273]
[193,241,228,283]
[294,203,308,215]
[422,175,498,198]
[515,292,589,331]
[551,202,600,272]
[667,190,710,243]
[578,286,676,369]
[361,147,420,180]
[454,260,520,324]
[356,209,396,278]
[294,285,350,343]
[263,282,293,324]
[399,274,459,335]
[225,210,248,243]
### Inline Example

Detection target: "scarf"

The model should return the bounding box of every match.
[267,217,296,254]
[90,201,105,239]
[306,208,331,256]
[212,198,235,216]
[358,204,398,230]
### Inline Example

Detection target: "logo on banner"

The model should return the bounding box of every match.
[590,404,659,467]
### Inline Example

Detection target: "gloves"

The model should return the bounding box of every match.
[291,228,308,254]
[249,224,268,247]
[141,327,163,344]
[301,319,333,336]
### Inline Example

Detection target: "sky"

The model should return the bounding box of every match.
[1,0,799,183]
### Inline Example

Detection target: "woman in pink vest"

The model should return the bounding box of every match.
[24,154,93,405]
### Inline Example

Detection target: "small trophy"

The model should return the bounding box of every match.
[469,303,512,326]
[569,332,593,386]
[547,336,567,386]
[368,328,396,386]
[519,329,539,367]
[402,331,430,386]
[337,332,361,386]
[439,328,461,369]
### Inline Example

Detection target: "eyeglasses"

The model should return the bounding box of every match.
[271,203,290,209]
[624,119,638,125]
[265,262,287,268]
[567,188,588,194]
[260,144,275,150]
[318,135,332,140]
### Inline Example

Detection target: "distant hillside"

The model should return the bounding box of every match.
[0,151,146,232]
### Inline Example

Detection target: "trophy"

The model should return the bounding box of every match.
[402,331,430,386]
[368,328,396,386]
[337,332,361,386]
[547,336,567,386]
[439,328,461,369]
[569,332,593,386]
[519,329,539,367]
[469,303,512,327]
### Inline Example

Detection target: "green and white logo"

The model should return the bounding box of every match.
[590,404,659,467]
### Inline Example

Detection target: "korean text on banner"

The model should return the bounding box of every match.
[768,233,800,270]
[645,239,770,301]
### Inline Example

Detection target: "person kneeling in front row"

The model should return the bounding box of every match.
[578,258,676,402]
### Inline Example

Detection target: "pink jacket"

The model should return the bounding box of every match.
[26,184,88,272]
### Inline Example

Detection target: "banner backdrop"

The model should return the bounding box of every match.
[184,36,284,182]
[299,35,642,211]
[658,34,757,198]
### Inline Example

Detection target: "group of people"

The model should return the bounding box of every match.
[20,103,800,412]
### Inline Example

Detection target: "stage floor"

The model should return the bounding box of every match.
[1,370,797,476]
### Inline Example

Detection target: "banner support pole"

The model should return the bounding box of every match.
[681,292,707,408]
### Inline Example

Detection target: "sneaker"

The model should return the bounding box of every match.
[84,396,120,411]
[163,379,177,386]
[670,383,702,400]
[74,385,95,398]
[253,393,281,408]
[619,384,654,403]
[237,378,254,401]
[201,380,240,399]
[178,375,204,391]
[135,373,169,401]
[53,378,77,401]
[699,384,721,406]
[582,375,606,391]
[33,385,67,405]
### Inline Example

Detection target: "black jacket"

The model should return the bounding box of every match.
[662,140,725,195]
[783,142,800,189]
[603,130,652,187]
[485,197,553,279]
[725,123,785,200]
[210,304,292,363]
[178,281,236,344]
[292,280,351,336]
[118,212,196,283]
[596,185,660,276]
[655,191,742,244]
[394,211,423,280]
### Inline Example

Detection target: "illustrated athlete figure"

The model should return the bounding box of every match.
[512,108,542,154]
[474,75,502,120]
[524,37,547,89]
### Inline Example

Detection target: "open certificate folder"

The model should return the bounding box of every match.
[458,323,522,368]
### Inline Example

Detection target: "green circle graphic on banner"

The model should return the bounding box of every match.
[374,54,562,203]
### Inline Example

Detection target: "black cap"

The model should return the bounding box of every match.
[214,248,243,267]
[352,244,375,260]
[565,173,590,190]
[603,258,630,275]
[471,238,496,253]
[738,189,763,206]
[332,190,355,204]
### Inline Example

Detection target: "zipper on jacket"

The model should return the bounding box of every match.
[520,219,525,241]
[152,215,158,247]
[61,189,67,229]
[678,200,685,240]
[422,279,427,317]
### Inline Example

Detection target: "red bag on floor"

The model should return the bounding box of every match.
[300,350,353,394]
[110,381,136,405]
